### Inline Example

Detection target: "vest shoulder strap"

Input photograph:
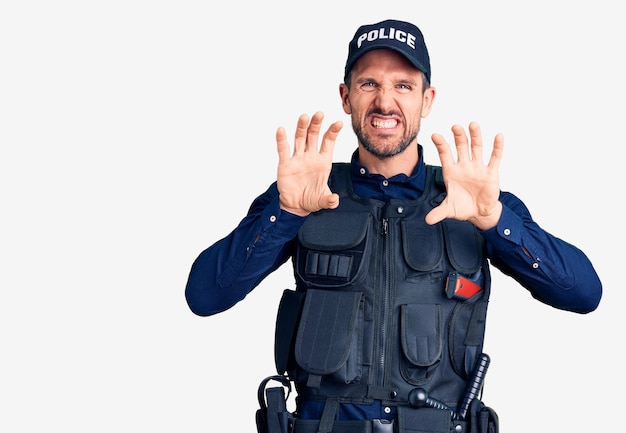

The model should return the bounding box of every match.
[329,162,351,197]
[428,164,445,188]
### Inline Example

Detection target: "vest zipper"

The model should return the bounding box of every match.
[378,216,391,385]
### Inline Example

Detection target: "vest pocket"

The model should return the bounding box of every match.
[401,220,443,272]
[296,212,372,288]
[399,304,443,385]
[294,289,363,384]
[442,219,483,274]
[400,219,483,275]
[274,289,306,375]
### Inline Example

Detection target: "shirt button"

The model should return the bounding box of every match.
[382,180,389,187]
[269,215,277,223]
[359,168,366,175]
[384,406,391,414]
[503,228,511,236]
[397,207,404,214]
[532,262,539,269]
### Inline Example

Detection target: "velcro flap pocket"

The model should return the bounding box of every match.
[297,212,372,287]
[442,220,483,274]
[295,289,362,376]
[400,304,443,366]
[400,304,443,385]
[299,212,370,250]
[401,220,443,271]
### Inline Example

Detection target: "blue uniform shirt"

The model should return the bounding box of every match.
[185,146,602,420]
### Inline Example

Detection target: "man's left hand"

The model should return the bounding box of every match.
[425,122,504,230]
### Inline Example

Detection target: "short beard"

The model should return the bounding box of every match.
[353,117,419,159]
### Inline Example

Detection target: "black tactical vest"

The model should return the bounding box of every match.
[274,163,491,411]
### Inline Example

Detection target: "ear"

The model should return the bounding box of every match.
[339,83,351,114]
[420,86,436,118]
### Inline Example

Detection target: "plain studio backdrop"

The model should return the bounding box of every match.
[1,1,622,432]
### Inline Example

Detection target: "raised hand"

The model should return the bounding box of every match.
[276,112,343,216]
[425,122,504,230]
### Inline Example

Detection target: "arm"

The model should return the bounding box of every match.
[425,122,602,313]
[185,112,343,316]
[483,192,602,313]
[185,184,305,316]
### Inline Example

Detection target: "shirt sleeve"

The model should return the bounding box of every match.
[481,191,602,313]
[185,182,305,316]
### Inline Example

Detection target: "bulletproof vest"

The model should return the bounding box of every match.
[274,163,491,410]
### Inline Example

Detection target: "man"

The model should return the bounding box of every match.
[185,19,602,433]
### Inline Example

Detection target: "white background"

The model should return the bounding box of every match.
[1,1,622,432]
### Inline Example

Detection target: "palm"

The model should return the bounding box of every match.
[425,122,504,230]
[276,112,343,216]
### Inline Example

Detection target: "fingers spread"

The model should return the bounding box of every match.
[305,112,324,152]
[276,126,290,163]
[320,121,343,155]
[431,133,455,166]
[451,124,470,161]
[279,112,341,162]
[468,121,484,162]
[293,113,310,155]
[434,122,498,166]
[488,133,505,169]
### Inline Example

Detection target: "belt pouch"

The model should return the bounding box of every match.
[467,399,498,433]
[397,406,451,433]
[256,376,294,433]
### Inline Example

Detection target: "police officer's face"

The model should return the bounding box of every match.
[340,49,434,159]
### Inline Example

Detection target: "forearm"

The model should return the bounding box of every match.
[483,193,602,313]
[185,184,305,316]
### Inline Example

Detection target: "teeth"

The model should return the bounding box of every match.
[372,119,397,128]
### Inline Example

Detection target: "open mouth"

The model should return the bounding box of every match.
[372,118,398,129]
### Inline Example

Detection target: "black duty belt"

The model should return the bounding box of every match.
[292,418,393,433]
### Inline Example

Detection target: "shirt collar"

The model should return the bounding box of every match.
[349,145,427,201]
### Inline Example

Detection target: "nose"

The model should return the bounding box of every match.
[374,87,396,112]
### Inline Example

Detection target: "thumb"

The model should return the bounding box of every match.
[320,193,340,210]
[424,205,447,225]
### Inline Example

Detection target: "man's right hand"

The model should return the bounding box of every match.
[276,112,343,217]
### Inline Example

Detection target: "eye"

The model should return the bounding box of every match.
[360,81,377,92]
[395,83,412,92]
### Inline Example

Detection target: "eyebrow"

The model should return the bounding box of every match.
[355,76,420,87]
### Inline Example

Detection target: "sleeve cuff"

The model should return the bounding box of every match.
[481,204,523,245]
[259,196,307,238]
